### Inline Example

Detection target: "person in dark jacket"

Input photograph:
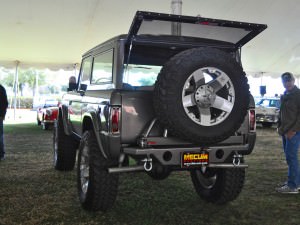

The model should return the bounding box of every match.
[0,84,8,160]
[276,72,300,193]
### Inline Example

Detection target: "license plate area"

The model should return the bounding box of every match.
[181,151,209,168]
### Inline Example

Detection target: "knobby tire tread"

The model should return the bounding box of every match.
[191,168,245,204]
[78,131,119,212]
[54,111,78,171]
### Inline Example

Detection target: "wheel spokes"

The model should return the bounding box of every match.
[198,107,211,126]
[80,165,89,178]
[182,67,235,126]
[208,72,230,92]
[80,146,90,194]
[192,70,206,87]
[212,96,233,113]
[182,94,196,107]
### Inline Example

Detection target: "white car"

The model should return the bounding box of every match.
[255,97,280,127]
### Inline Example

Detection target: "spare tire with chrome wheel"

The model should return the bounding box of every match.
[153,47,249,144]
[77,130,119,212]
[190,167,245,204]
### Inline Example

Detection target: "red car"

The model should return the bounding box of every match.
[37,99,59,130]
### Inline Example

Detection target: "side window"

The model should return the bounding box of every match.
[123,64,161,87]
[79,57,92,86]
[91,50,113,85]
[269,100,276,107]
[260,100,269,107]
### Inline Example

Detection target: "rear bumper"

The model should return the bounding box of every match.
[256,114,278,123]
[123,143,249,166]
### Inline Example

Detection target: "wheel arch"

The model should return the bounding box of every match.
[82,112,108,159]
[60,105,72,136]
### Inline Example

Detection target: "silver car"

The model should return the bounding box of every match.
[256,97,280,127]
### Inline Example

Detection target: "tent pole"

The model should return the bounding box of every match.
[35,70,39,97]
[171,0,182,35]
[171,0,182,15]
[13,61,19,120]
[74,63,78,76]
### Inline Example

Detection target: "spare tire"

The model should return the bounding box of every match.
[153,47,249,144]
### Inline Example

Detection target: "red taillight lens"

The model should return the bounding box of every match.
[111,107,120,133]
[249,109,256,131]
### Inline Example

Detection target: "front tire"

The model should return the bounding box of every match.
[53,111,78,171]
[190,167,245,204]
[77,130,119,212]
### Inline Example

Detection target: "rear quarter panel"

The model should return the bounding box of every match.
[120,90,159,144]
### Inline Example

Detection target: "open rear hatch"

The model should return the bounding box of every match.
[127,11,267,48]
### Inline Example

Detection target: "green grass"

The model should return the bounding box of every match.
[1,124,300,225]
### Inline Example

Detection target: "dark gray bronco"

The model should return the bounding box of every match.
[53,11,266,212]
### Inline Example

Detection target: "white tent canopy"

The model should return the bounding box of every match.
[1,0,300,77]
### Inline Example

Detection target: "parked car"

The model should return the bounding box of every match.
[255,97,280,128]
[37,99,59,130]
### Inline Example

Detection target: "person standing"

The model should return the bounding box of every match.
[276,72,300,194]
[0,84,8,160]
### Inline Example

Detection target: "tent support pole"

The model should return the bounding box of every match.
[13,61,19,120]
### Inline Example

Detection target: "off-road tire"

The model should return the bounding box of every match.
[147,164,172,180]
[190,167,245,204]
[77,130,119,212]
[53,111,78,171]
[153,47,249,144]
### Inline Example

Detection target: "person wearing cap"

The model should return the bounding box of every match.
[0,84,8,161]
[276,72,300,193]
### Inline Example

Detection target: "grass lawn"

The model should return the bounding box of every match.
[1,123,300,225]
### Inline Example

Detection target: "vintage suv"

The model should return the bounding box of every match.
[53,11,266,212]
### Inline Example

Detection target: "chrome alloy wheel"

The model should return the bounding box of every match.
[79,145,90,199]
[182,67,235,126]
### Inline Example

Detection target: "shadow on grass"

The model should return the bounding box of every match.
[1,124,300,225]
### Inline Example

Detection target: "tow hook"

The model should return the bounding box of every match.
[141,157,152,171]
[233,152,243,166]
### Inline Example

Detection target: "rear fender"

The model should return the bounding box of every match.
[82,112,108,159]
[60,105,72,136]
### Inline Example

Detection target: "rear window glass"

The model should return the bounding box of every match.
[137,20,251,44]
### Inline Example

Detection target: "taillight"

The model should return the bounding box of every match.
[249,109,256,132]
[110,107,120,134]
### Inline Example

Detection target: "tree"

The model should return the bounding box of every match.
[18,69,46,96]
[1,72,14,88]
[0,69,46,96]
